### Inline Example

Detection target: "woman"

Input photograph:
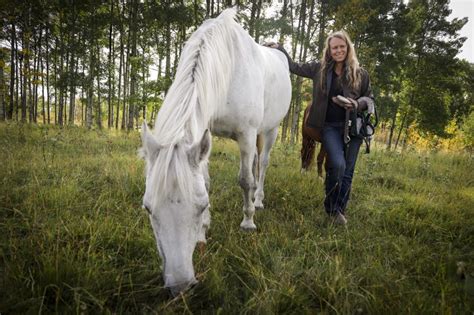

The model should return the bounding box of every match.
[269,31,375,225]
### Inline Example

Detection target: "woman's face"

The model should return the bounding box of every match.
[329,37,347,63]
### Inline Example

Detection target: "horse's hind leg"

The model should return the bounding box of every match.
[301,133,316,173]
[316,145,327,179]
[237,131,258,231]
[254,127,278,209]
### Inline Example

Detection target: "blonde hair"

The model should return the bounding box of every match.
[320,30,361,92]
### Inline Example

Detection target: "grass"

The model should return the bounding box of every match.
[0,122,473,314]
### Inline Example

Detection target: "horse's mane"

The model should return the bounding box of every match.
[148,8,240,204]
[153,8,238,144]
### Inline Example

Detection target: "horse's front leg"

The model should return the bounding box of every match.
[254,128,278,209]
[237,131,258,231]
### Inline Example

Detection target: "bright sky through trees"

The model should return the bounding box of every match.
[450,0,474,62]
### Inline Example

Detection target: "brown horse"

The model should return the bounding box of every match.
[301,103,327,178]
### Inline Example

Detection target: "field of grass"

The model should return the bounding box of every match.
[0,122,473,314]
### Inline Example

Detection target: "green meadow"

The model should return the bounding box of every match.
[0,123,473,314]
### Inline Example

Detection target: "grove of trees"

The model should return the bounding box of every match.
[0,0,473,150]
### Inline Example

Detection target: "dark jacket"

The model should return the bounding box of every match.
[277,46,374,136]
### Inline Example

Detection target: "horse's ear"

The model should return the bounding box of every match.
[189,129,212,166]
[140,121,160,161]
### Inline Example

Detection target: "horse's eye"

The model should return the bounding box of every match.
[200,204,209,214]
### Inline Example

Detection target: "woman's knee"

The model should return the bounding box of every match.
[329,158,346,177]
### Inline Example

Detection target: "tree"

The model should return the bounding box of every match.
[401,0,467,138]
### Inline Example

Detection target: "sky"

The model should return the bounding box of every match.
[449,0,474,62]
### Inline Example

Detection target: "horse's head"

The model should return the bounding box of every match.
[140,122,211,296]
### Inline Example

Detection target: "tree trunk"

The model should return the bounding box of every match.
[387,105,398,150]
[401,120,411,152]
[290,0,312,145]
[278,0,289,44]
[280,0,295,143]
[81,87,85,126]
[122,21,131,130]
[68,9,78,125]
[128,0,138,130]
[32,33,37,122]
[86,42,95,129]
[97,43,102,129]
[141,48,147,122]
[116,27,124,129]
[164,20,171,93]
[194,0,200,28]
[21,23,31,123]
[58,23,65,126]
[46,25,51,124]
[68,56,77,125]
[34,28,42,123]
[394,110,407,150]
[107,0,115,128]
[0,56,4,120]
[41,43,45,124]
[53,37,58,124]
[253,0,263,43]
[317,0,328,56]
[172,34,179,81]
[248,0,259,39]
[8,22,16,120]
[15,32,20,120]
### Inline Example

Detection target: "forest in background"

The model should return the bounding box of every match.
[0,0,473,151]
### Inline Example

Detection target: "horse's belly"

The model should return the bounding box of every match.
[211,107,261,139]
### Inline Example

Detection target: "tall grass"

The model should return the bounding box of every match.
[0,122,473,314]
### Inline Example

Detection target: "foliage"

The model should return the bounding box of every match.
[0,0,472,146]
[0,123,473,313]
[460,110,474,152]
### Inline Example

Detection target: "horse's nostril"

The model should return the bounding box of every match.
[168,283,188,297]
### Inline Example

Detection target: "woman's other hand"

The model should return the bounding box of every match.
[332,95,358,110]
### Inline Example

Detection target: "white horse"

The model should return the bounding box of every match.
[140,8,291,295]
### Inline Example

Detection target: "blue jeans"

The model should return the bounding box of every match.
[321,123,362,215]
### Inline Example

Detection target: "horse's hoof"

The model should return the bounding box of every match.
[254,200,264,209]
[240,226,257,232]
[240,222,257,231]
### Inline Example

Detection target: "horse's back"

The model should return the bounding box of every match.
[211,29,291,137]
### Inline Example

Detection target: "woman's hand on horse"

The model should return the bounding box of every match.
[263,41,279,48]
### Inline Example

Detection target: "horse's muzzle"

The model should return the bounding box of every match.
[168,278,198,297]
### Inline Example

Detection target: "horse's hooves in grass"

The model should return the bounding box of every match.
[254,203,264,210]
[240,223,257,232]
[240,226,257,232]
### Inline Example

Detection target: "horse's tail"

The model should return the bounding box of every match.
[153,8,238,145]
[254,134,264,181]
[301,103,316,171]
